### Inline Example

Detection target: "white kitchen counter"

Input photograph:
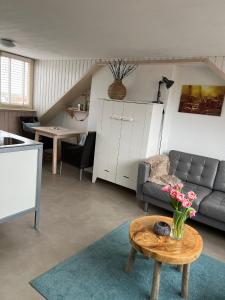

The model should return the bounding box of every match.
[0,131,43,229]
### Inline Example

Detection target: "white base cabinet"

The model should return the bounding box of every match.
[92,99,163,190]
[0,131,43,229]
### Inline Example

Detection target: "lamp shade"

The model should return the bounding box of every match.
[162,76,174,89]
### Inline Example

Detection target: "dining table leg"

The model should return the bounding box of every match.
[35,132,40,142]
[52,137,58,174]
[57,139,61,160]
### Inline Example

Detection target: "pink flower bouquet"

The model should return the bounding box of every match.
[162,183,197,239]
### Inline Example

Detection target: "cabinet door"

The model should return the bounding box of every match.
[94,100,123,183]
[116,102,147,190]
[0,149,38,220]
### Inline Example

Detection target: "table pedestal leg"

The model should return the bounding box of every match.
[150,261,161,300]
[125,247,137,272]
[181,264,190,299]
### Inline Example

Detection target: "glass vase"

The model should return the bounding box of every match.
[170,211,185,240]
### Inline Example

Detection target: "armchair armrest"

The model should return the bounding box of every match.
[136,162,150,200]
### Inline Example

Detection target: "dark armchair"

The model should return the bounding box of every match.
[60,131,96,180]
[19,116,52,149]
[19,116,39,139]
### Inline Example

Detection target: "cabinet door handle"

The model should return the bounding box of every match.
[123,175,130,179]
[111,115,122,120]
[122,117,134,122]
[104,169,110,172]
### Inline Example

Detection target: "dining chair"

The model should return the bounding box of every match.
[19,116,53,149]
[60,131,96,180]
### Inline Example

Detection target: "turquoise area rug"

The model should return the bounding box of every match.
[30,223,225,300]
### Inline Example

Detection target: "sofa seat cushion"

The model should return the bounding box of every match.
[143,181,211,211]
[199,191,225,223]
[182,182,212,210]
[143,182,171,204]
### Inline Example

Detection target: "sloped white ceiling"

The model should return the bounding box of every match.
[0,0,225,59]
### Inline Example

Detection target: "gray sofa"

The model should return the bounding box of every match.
[137,150,225,231]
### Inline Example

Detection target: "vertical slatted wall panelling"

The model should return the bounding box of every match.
[208,56,225,72]
[33,59,97,116]
[0,110,36,134]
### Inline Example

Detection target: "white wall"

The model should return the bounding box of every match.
[164,64,225,159]
[33,59,95,116]
[88,64,174,130]
[88,62,225,160]
[49,95,89,132]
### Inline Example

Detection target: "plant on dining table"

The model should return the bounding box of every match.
[162,183,197,240]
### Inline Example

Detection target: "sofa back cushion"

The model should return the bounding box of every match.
[213,161,225,192]
[169,150,219,189]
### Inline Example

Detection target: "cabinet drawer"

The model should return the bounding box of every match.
[98,168,116,183]
[116,173,137,190]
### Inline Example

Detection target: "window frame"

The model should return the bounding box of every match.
[0,51,34,111]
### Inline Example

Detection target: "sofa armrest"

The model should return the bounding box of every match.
[136,162,150,200]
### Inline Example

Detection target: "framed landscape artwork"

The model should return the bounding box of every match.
[178,85,225,116]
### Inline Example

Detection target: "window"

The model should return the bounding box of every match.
[0,52,33,109]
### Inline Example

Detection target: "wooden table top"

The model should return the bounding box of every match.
[33,126,84,137]
[129,215,203,265]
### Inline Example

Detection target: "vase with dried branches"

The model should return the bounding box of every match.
[107,59,137,100]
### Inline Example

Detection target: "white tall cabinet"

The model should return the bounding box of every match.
[92,99,163,190]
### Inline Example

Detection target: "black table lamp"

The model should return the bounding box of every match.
[153,76,174,104]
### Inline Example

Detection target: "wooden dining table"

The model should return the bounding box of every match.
[33,126,84,174]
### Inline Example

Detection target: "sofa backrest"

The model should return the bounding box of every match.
[169,150,219,189]
[213,161,225,192]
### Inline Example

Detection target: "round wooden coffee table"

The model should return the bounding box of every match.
[125,215,203,300]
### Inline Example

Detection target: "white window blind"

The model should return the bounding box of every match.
[0,52,33,108]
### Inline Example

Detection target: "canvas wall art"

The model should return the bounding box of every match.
[178,85,225,116]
